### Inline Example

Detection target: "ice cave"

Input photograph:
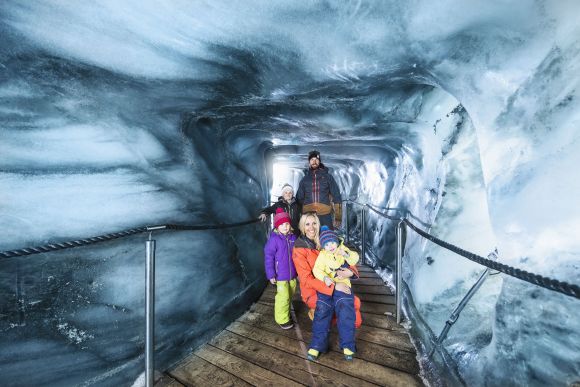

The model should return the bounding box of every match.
[1,1,579,386]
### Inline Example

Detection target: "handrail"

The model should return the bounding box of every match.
[345,199,431,227]
[346,199,404,215]
[343,197,580,380]
[0,217,262,387]
[0,219,261,259]
[403,218,580,299]
[343,199,580,300]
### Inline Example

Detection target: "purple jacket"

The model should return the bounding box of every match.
[264,230,297,281]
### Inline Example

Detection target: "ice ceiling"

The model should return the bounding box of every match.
[1,1,579,386]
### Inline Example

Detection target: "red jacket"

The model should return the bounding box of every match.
[292,235,362,328]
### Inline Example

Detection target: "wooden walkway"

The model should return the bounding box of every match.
[157,265,422,386]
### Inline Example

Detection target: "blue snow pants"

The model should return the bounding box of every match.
[309,289,356,353]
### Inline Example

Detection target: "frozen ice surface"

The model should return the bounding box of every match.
[1,1,579,386]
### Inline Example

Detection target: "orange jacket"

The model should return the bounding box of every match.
[292,236,362,327]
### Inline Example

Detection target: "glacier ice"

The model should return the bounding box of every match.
[1,1,579,386]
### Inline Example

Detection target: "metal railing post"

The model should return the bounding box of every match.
[396,220,404,324]
[145,235,156,387]
[428,267,491,358]
[361,205,366,265]
[345,201,349,245]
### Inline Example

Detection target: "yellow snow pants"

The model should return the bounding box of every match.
[274,279,297,324]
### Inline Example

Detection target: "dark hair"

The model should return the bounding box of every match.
[308,150,320,160]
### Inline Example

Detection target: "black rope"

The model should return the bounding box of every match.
[403,218,580,300]
[164,218,260,231]
[346,198,577,300]
[0,219,261,260]
[345,200,401,220]
[365,204,402,221]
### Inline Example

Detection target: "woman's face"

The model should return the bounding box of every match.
[303,215,318,239]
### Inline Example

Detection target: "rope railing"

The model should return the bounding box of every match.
[0,216,262,387]
[403,219,580,300]
[0,219,261,259]
[344,199,580,300]
[345,199,432,227]
[365,203,401,221]
[344,196,580,370]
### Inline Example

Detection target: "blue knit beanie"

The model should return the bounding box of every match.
[319,225,338,248]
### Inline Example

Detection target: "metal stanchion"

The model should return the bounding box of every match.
[145,235,156,387]
[428,268,491,358]
[361,205,366,265]
[396,220,404,324]
[345,201,349,245]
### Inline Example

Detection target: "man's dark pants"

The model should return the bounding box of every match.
[317,213,334,229]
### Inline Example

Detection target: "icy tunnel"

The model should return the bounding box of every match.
[1,2,579,386]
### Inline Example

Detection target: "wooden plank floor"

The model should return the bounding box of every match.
[159,265,422,386]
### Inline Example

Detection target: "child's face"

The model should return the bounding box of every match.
[324,241,338,252]
[282,190,293,201]
[277,222,291,235]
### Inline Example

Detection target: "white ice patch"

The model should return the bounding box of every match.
[56,321,94,344]
[0,124,169,169]
[0,170,186,249]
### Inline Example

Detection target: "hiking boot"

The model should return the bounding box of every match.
[279,321,294,330]
[307,349,319,361]
[343,348,354,361]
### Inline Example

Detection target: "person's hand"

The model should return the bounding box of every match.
[323,276,334,287]
[333,219,341,229]
[270,278,277,285]
[259,213,267,222]
[336,246,349,258]
[335,268,353,279]
[334,282,351,294]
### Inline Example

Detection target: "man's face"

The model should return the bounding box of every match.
[309,157,320,169]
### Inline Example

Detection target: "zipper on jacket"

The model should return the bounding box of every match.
[286,235,292,279]
[286,202,291,221]
[312,170,318,204]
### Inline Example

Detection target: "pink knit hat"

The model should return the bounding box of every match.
[274,208,291,229]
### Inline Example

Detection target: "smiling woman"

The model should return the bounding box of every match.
[292,212,363,329]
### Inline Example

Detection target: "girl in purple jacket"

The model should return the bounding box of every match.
[264,208,298,329]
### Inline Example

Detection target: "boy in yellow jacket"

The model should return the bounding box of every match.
[312,227,359,287]
[308,226,359,361]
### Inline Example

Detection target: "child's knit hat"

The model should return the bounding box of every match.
[320,225,338,247]
[274,208,291,229]
[281,184,293,194]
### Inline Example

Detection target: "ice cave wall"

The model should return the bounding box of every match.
[1,1,580,386]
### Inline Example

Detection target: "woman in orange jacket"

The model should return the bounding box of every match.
[292,212,362,328]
